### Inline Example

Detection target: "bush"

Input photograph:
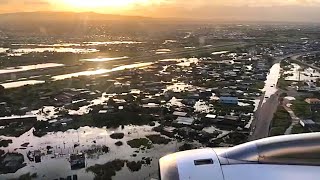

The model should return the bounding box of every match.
[0,139,12,147]
[110,133,124,139]
[270,106,291,136]
[126,161,142,172]
[127,138,152,149]
[291,125,306,134]
[291,99,311,119]
[86,159,125,180]
[146,135,171,145]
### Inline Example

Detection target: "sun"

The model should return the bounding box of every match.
[62,0,149,9]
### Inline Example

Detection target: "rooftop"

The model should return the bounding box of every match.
[173,111,187,117]
[206,114,217,119]
[175,117,194,125]
[305,98,320,104]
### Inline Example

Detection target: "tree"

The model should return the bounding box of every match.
[0,85,4,97]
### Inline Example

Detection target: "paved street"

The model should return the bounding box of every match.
[249,52,316,141]
[250,92,280,140]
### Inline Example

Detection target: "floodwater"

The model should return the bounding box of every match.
[1,80,45,89]
[52,62,153,80]
[31,106,59,121]
[83,41,143,45]
[166,83,196,93]
[155,49,171,54]
[194,101,213,113]
[81,56,128,62]
[0,47,9,53]
[11,43,82,47]
[203,126,230,138]
[10,48,99,55]
[211,51,229,55]
[0,124,179,180]
[262,63,280,104]
[158,58,199,66]
[184,32,192,39]
[168,97,184,107]
[12,41,143,46]
[176,58,199,67]
[0,63,64,74]
[163,40,177,44]
[284,63,320,81]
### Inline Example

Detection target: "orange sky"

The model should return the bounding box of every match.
[1,0,320,22]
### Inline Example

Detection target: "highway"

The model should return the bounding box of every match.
[250,91,280,140]
[249,52,314,141]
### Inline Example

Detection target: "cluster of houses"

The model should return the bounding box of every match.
[299,98,320,131]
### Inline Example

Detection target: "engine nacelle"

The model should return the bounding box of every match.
[159,133,320,180]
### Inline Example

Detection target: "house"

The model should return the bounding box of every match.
[300,119,317,129]
[305,98,320,105]
[215,115,241,126]
[162,126,176,137]
[175,117,195,125]
[34,150,41,163]
[173,111,187,117]
[70,153,85,170]
[305,98,320,110]
[0,115,37,126]
[219,97,238,105]
[205,114,217,119]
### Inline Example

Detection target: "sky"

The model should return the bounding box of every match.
[1,0,320,22]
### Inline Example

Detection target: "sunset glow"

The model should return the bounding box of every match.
[61,0,152,10]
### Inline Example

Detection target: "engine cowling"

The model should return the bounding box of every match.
[159,133,320,180]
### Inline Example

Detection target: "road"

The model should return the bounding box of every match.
[283,103,301,135]
[291,52,320,72]
[250,92,280,140]
[249,52,312,141]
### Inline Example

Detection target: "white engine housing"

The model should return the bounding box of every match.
[159,133,320,180]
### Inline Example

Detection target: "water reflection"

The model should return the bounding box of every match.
[155,49,171,54]
[84,41,143,45]
[166,83,195,92]
[177,58,199,67]
[211,51,229,55]
[12,41,142,46]
[81,56,128,62]
[10,48,99,55]
[262,63,280,104]
[0,47,9,53]
[11,43,82,47]
[52,62,153,80]
[1,80,45,89]
[0,63,64,74]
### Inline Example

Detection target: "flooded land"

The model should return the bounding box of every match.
[1,21,320,180]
